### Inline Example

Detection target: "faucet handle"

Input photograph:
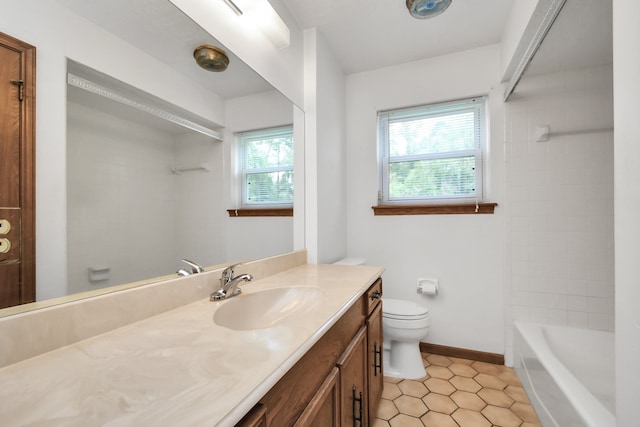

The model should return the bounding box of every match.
[181,259,204,274]
[221,262,243,283]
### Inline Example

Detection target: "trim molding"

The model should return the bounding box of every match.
[372,203,497,216]
[227,208,293,217]
[420,343,505,365]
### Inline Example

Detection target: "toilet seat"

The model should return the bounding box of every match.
[383,298,430,320]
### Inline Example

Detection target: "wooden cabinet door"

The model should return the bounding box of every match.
[367,302,383,422]
[337,326,368,427]
[294,367,340,427]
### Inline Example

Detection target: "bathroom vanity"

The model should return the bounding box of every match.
[238,278,383,426]
[0,252,384,427]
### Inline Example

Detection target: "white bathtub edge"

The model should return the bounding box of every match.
[514,321,615,427]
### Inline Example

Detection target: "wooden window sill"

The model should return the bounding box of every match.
[372,203,497,216]
[227,208,293,217]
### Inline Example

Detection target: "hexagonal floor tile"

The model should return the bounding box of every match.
[426,365,454,380]
[374,352,541,427]
[372,418,391,427]
[376,398,399,420]
[504,385,529,403]
[398,380,429,398]
[511,401,540,423]
[423,377,456,395]
[421,410,460,427]
[393,395,428,418]
[382,382,402,400]
[474,373,507,390]
[471,361,505,375]
[449,356,474,365]
[384,376,403,384]
[450,390,487,411]
[449,376,482,393]
[422,393,458,415]
[451,408,491,427]
[426,354,453,367]
[389,414,425,427]
[477,388,514,408]
[449,363,478,378]
[498,368,522,386]
[482,404,523,427]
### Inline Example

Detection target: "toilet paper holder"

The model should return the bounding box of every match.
[417,278,438,295]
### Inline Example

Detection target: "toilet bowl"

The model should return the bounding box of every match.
[382,298,431,379]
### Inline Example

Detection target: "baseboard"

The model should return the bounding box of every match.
[420,342,505,365]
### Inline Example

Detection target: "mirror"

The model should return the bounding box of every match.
[0,0,297,314]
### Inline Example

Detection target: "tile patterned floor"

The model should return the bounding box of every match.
[374,353,541,427]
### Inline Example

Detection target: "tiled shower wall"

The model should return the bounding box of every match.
[67,102,225,295]
[504,65,614,337]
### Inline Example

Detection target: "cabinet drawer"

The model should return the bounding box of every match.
[365,278,382,315]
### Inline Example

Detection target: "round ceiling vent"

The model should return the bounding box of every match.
[406,0,452,19]
[193,44,229,72]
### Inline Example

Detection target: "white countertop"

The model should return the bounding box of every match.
[0,263,383,427]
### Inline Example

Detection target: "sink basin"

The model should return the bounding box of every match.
[213,287,325,330]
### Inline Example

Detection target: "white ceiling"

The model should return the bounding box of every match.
[57,0,612,101]
[526,0,612,76]
[56,0,274,99]
[281,0,514,74]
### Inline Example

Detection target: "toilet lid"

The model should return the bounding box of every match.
[383,298,430,320]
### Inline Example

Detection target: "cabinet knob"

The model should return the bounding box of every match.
[371,290,381,300]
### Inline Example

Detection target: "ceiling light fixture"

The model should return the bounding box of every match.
[222,0,290,48]
[406,0,452,19]
[193,44,230,72]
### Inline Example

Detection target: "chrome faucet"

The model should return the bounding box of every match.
[177,259,204,276]
[210,263,253,301]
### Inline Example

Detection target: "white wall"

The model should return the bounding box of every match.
[613,0,640,424]
[0,0,226,300]
[173,132,226,269]
[224,90,295,261]
[345,45,505,355]
[504,65,614,363]
[303,29,348,264]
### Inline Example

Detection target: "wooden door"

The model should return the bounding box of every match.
[0,32,36,309]
[337,326,368,427]
[367,302,384,422]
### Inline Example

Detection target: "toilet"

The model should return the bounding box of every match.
[382,298,431,379]
[333,257,431,379]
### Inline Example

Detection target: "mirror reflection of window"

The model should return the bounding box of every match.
[239,126,294,207]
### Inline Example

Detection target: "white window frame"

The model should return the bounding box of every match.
[377,96,486,205]
[238,125,294,207]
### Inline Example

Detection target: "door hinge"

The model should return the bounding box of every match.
[10,80,24,102]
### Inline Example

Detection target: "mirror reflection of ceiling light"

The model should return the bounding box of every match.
[223,0,290,49]
[406,0,452,19]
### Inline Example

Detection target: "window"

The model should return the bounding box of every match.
[378,97,486,205]
[239,126,294,207]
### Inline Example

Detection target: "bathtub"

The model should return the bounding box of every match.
[513,322,615,427]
